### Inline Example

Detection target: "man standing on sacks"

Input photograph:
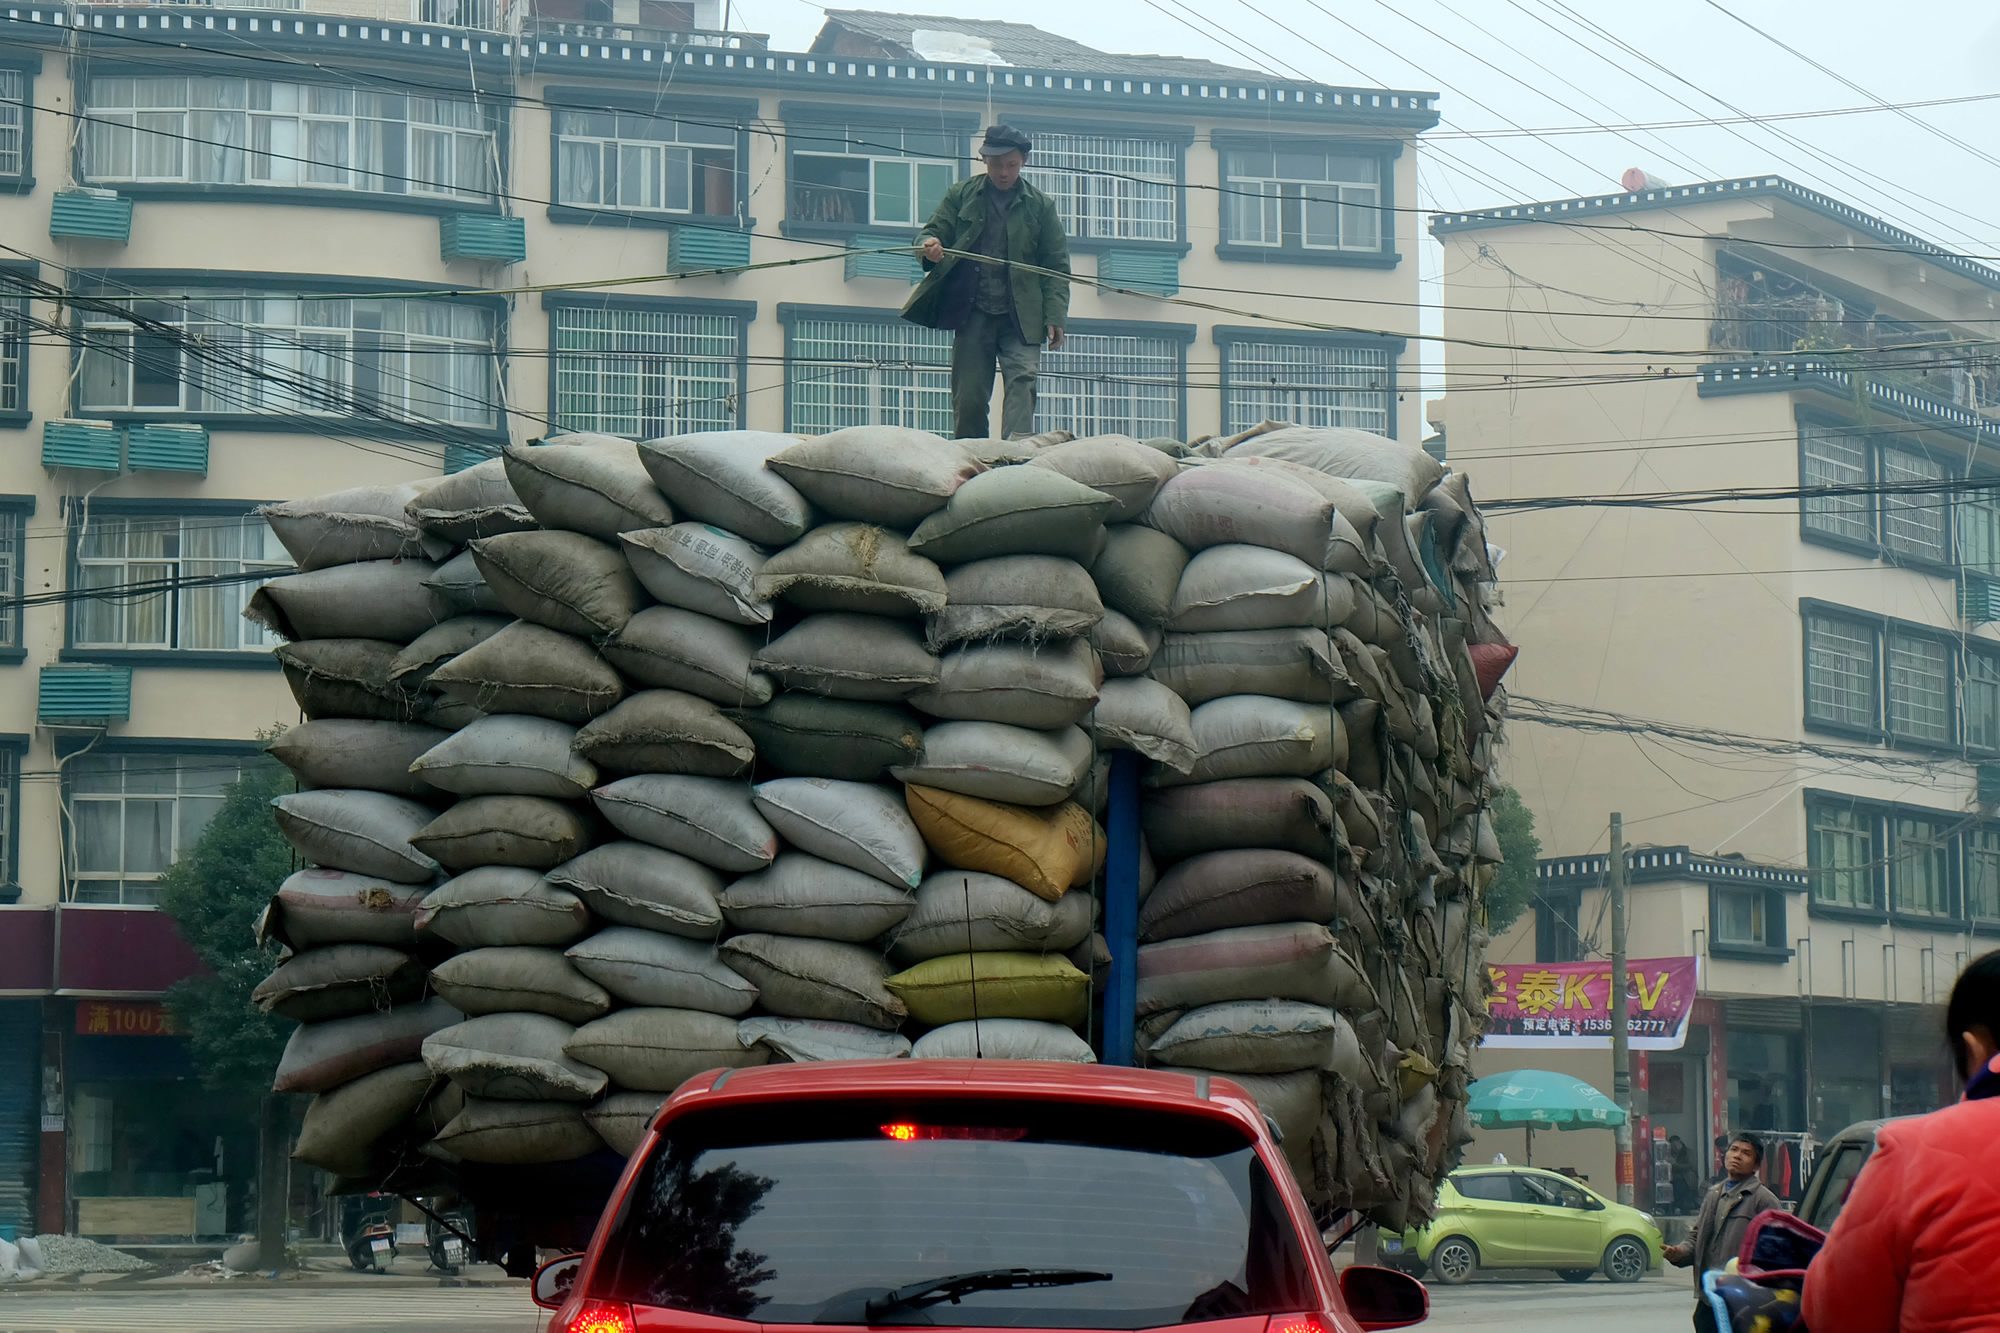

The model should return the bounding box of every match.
[900,124,1072,441]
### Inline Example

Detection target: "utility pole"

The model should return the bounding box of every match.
[1609,812,1634,1206]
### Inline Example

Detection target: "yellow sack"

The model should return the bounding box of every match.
[904,785,1105,902]
[885,952,1091,1027]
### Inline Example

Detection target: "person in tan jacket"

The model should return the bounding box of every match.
[1665,1134,1780,1329]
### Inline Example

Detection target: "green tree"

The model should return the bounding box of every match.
[156,744,297,1268]
[158,753,293,1096]
[1483,785,1542,937]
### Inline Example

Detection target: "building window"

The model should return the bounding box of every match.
[551,303,742,437]
[1036,329,1182,439]
[0,294,22,414]
[1959,489,2000,577]
[1885,628,1952,746]
[555,110,738,218]
[789,123,959,229]
[1808,798,1876,910]
[1889,813,1952,918]
[71,513,287,653]
[785,313,951,434]
[1878,445,1949,564]
[0,508,24,652]
[1799,421,1874,547]
[1967,825,2000,924]
[82,77,496,201]
[1534,889,1583,963]
[1025,132,1177,244]
[1969,650,2000,754]
[1222,336,1392,436]
[0,69,23,180]
[77,292,500,429]
[68,752,255,905]
[1713,885,1773,947]
[0,749,14,885]
[1802,608,1878,732]
[1223,146,1383,253]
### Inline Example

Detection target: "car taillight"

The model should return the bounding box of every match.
[563,1300,638,1333]
[879,1123,1028,1142]
[1265,1312,1336,1333]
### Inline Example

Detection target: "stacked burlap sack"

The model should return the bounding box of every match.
[1117,421,1507,1230]
[250,421,1507,1229]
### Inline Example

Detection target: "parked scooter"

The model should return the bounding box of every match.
[427,1204,474,1274]
[344,1195,397,1274]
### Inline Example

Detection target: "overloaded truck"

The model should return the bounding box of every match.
[246,422,1513,1272]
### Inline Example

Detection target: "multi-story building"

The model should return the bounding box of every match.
[0,0,1438,1242]
[1430,176,1998,1204]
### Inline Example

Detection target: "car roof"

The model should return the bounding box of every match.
[1821,1117,1894,1145]
[1450,1165,1596,1185]
[661,1060,1270,1136]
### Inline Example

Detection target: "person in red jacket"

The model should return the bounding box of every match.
[1801,949,2000,1331]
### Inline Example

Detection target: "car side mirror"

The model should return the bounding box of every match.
[532,1254,585,1311]
[1339,1265,1428,1331]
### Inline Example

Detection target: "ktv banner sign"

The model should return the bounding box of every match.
[1483,957,1700,1051]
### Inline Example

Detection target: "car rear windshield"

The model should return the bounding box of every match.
[593,1097,1317,1329]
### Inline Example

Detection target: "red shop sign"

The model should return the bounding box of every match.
[74,1001,178,1038]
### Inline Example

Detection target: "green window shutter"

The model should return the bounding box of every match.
[846,237,923,283]
[443,442,497,474]
[38,666,132,725]
[439,215,527,264]
[668,226,750,275]
[50,190,133,244]
[1097,249,1181,297]
[1963,574,2000,625]
[42,420,122,472]
[126,423,209,476]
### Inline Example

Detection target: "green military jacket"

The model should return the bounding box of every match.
[900,174,1071,338]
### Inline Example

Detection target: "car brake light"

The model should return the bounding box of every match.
[1266,1313,1336,1333]
[563,1300,638,1333]
[879,1123,1028,1142]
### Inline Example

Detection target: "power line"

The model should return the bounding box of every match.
[1700,0,2000,181]
[1486,473,2000,515]
[1519,0,1996,251]
[38,17,2000,264]
[1509,695,1958,773]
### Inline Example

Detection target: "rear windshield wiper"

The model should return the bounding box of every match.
[854,1268,1113,1322]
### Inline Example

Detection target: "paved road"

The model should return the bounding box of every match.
[0,1276,1693,1333]
[1426,1274,1693,1330]
[0,1287,547,1333]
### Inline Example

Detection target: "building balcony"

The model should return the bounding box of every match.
[70,0,770,42]
[524,19,765,46]
[1698,357,2000,444]
[73,0,525,32]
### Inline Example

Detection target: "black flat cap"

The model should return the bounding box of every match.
[979,124,1033,156]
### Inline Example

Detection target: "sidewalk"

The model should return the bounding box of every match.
[13,1253,521,1293]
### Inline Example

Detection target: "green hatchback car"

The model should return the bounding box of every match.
[1385,1165,1663,1285]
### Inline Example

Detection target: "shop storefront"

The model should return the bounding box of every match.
[0,998,38,1239]
[64,1000,258,1242]
[2,904,262,1243]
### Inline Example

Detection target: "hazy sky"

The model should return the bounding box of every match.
[739,0,2000,397]
[745,0,2000,246]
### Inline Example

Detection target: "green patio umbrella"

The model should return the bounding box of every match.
[1467,1069,1627,1166]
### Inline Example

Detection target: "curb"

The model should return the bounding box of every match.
[2,1274,523,1294]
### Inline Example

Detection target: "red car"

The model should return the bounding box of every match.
[532,1061,1427,1333]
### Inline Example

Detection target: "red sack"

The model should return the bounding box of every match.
[1738,1207,1825,1282]
[1467,643,1518,700]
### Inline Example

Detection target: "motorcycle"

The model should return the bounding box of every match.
[426,1206,475,1275]
[344,1195,398,1274]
